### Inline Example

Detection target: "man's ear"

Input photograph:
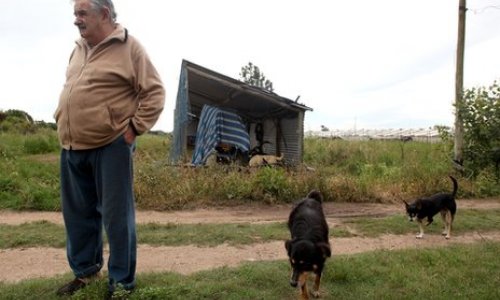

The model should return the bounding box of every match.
[100,5,111,21]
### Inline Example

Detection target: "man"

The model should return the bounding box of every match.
[54,0,165,297]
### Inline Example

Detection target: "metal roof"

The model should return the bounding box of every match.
[182,60,312,121]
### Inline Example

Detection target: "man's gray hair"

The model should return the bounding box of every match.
[89,0,117,22]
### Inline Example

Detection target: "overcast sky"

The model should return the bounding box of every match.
[0,0,499,132]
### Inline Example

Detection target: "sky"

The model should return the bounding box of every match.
[0,0,499,132]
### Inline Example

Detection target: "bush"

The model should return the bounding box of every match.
[252,167,291,202]
[24,135,59,154]
[2,129,499,212]
[458,80,500,179]
[0,109,36,134]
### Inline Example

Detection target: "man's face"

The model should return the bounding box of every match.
[73,0,103,44]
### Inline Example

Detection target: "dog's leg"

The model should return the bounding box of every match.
[440,211,448,236]
[445,211,453,239]
[312,272,321,298]
[299,272,309,300]
[416,219,424,239]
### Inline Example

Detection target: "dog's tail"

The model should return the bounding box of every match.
[307,190,323,203]
[449,176,458,197]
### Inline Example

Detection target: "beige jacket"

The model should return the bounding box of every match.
[54,25,165,150]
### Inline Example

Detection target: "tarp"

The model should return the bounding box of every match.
[191,105,250,165]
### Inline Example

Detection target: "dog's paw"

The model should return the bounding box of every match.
[416,234,424,239]
[312,290,320,298]
[445,235,451,239]
[442,231,447,236]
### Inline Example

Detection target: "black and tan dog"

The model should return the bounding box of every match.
[404,176,458,239]
[285,190,331,299]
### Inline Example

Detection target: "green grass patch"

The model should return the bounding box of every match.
[139,222,289,247]
[1,242,498,299]
[346,209,500,237]
[0,221,66,248]
[0,222,295,249]
[2,131,500,212]
[0,156,60,211]
[0,221,353,249]
[1,209,498,249]
[326,242,500,299]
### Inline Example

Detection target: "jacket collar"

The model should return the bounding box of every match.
[76,24,128,48]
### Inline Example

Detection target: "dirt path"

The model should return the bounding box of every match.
[2,199,499,226]
[1,198,499,283]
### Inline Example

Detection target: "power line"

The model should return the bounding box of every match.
[469,5,500,14]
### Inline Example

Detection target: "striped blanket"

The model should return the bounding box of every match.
[191,105,250,165]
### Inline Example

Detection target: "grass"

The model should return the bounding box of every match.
[326,242,500,299]
[139,222,289,247]
[2,114,499,298]
[0,222,352,250]
[2,131,500,212]
[1,242,498,299]
[1,209,499,249]
[0,156,60,211]
[0,221,66,249]
[345,209,500,237]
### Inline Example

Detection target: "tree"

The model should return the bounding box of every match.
[457,80,500,179]
[0,109,35,133]
[239,62,274,92]
[4,109,34,124]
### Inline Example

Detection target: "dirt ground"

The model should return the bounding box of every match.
[1,198,499,283]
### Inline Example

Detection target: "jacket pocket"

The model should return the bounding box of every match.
[109,105,134,130]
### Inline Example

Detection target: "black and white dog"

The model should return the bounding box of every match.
[404,176,458,239]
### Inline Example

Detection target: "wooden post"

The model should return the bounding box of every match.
[454,0,467,166]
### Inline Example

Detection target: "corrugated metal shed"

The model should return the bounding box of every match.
[170,60,312,166]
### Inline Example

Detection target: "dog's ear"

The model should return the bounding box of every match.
[285,239,292,255]
[316,242,331,258]
[307,190,323,202]
[416,200,422,210]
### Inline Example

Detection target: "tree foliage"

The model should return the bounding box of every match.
[457,80,500,178]
[239,62,274,92]
[0,109,35,133]
[0,109,56,133]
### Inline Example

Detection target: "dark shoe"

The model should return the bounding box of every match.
[56,273,101,296]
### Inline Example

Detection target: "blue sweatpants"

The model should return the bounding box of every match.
[60,134,136,291]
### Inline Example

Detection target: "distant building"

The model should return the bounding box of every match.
[306,128,449,143]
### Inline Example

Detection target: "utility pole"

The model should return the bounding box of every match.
[454,0,466,167]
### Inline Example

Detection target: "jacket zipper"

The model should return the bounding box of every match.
[66,45,92,149]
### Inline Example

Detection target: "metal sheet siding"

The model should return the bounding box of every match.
[256,113,303,165]
[170,64,189,163]
[279,114,304,165]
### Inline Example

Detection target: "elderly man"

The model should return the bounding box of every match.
[54,0,165,297]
